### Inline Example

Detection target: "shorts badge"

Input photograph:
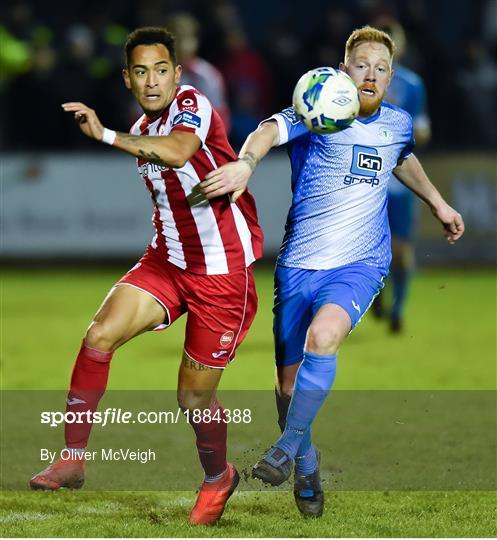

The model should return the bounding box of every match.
[219,331,234,347]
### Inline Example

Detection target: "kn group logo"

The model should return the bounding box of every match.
[350,145,383,177]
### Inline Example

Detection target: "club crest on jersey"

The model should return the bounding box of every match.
[378,127,393,141]
[219,331,234,347]
[172,111,201,128]
[179,97,199,113]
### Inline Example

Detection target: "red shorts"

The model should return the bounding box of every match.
[116,248,258,368]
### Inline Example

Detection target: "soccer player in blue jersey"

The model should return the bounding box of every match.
[373,18,432,332]
[200,26,464,517]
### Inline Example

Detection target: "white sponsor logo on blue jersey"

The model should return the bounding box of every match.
[268,103,414,274]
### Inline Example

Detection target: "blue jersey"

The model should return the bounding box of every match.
[386,63,429,196]
[268,103,414,274]
[387,64,427,119]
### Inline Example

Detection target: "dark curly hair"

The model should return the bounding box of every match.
[125,27,177,66]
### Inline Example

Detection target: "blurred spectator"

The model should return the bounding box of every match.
[371,17,432,332]
[305,6,356,69]
[166,12,231,130]
[2,24,62,150]
[219,28,275,147]
[456,38,497,146]
[263,16,306,110]
[0,26,31,89]
[482,0,497,51]
[192,0,275,147]
[0,0,494,151]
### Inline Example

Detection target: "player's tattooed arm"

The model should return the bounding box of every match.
[238,120,280,167]
[113,131,201,169]
[200,121,280,202]
[114,134,166,165]
[61,101,201,168]
[239,152,258,172]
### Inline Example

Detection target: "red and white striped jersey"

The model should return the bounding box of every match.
[130,85,263,275]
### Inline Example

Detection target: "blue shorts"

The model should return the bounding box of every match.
[273,263,385,366]
[387,190,417,241]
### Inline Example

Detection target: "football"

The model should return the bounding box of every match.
[292,67,360,134]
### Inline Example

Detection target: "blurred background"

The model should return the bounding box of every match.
[2,0,497,149]
[1,6,495,532]
[1,0,496,391]
[1,0,495,264]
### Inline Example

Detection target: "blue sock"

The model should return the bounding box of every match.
[295,434,317,475]
[275,389,317,474]
[275,352,337,459]
[391,266,410,320]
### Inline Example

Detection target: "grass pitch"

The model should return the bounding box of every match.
[1,265,496,537]
[1,490,495,537]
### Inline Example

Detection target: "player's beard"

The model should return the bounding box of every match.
[358,88,384,117]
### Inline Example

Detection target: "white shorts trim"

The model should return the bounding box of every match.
[227,267,249,364]
[183,349,225,370]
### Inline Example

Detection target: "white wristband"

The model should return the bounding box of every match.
[102,128,116,145]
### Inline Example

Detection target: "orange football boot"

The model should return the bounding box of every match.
[189,463,240,525]
[30,456,85,490]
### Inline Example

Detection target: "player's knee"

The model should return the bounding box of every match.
[84,321,121,352]
[305,325,341,355]
[177,389,212,412]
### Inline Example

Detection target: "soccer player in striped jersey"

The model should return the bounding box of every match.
[199,26,464,517]
[30,27,263,525]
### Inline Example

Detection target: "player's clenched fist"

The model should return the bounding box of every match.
[432,204,465,245]
[62,102,105,142]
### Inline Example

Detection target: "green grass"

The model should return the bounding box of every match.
[2,267,495,390]
[1,266,496,537]
[1,491,495,537]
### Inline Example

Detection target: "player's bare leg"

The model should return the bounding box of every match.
[178,355,239,525]
[84,283,168,350]
[30,285,166,491]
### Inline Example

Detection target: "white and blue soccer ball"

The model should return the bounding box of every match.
[292,67,360,134]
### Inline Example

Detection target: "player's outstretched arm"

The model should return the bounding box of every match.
[200,120,280,202]
[394,154,465,244]
[62,102,200,168]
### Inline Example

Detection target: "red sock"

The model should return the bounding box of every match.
[188,400,227,478]
[64,341,113,449]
